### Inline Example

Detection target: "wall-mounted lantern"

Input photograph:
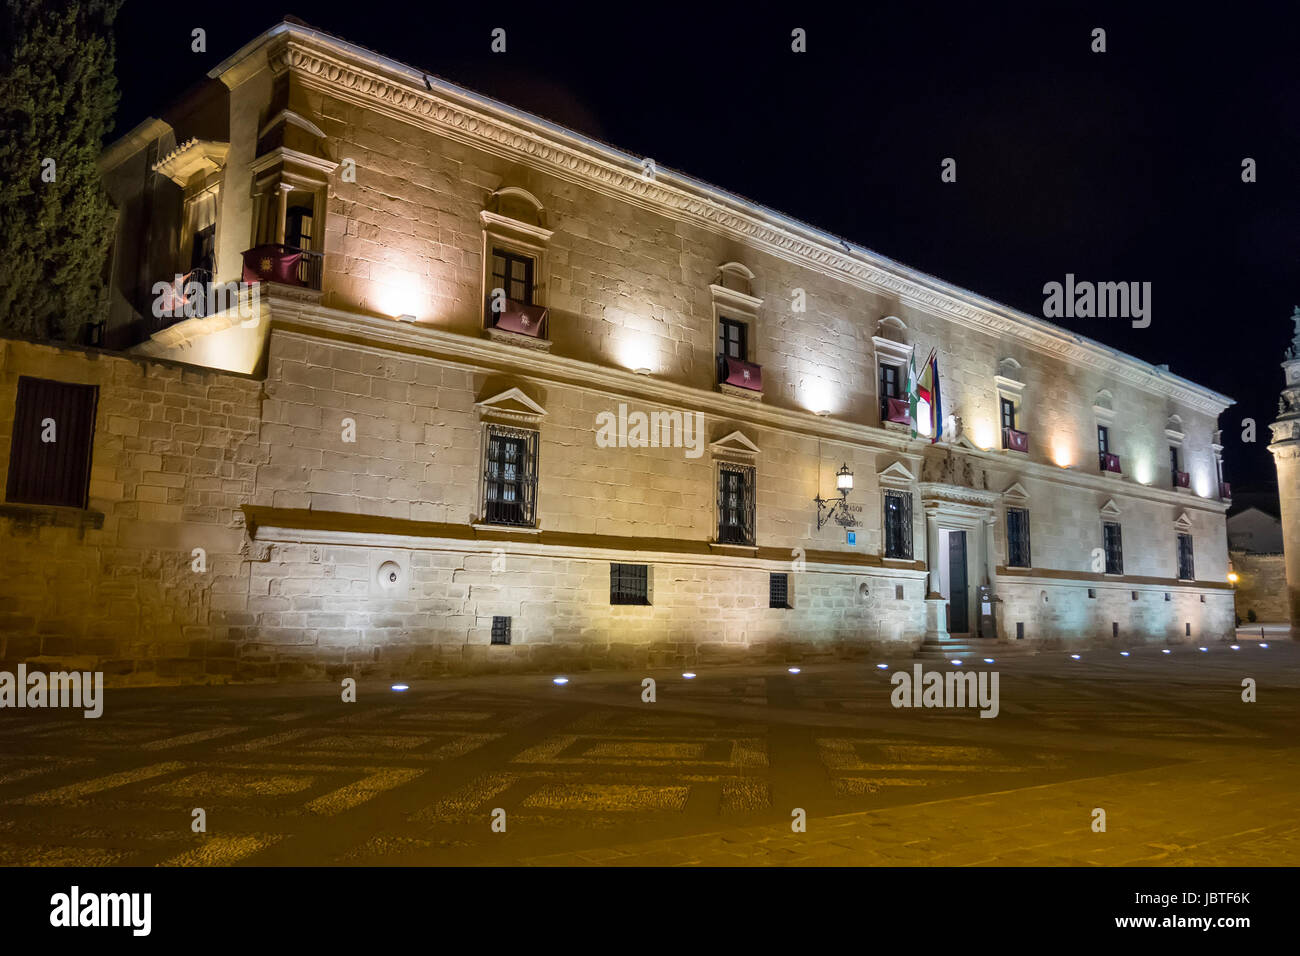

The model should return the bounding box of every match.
[815,462,855,530]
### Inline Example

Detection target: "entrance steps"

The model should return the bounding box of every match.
[914,638,1038,660]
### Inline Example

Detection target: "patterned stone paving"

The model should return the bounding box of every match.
[0,641,1295,865]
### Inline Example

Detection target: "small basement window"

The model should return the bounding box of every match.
[610,563,650,605]
[491,616,512,645]
[769,572,790,609]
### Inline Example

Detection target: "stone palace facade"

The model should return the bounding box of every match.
[0,20,1235,682]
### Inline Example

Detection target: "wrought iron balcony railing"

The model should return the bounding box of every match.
[241,244,323,291]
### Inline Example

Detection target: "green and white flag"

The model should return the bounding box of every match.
[906,349,919,438]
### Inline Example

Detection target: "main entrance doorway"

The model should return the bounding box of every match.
[947,530,969,633]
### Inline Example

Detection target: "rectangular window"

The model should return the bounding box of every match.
[610,563,650,605]
[879,363,900,421]
[1000,396,1016,431]
[1170,445,1181,486]
[490,248,535,305]
[190,222,216,273]
[482,426,539,527]
[5,377,98,509]
[717,463,755,545]
[1006,507,1031,568]
[491,616,512,645]
[769,572,790,609]
[1177,532,1195,580]
[1102,520,1124,575]
[883,489,913,559]
[1097,424,1109,455]
[717,316,747,361]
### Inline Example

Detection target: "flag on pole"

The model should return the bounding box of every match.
[906,349,920,438]
[912,348,942,442]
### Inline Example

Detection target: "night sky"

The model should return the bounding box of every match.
[111,1,1298,491]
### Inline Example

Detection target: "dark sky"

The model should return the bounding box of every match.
[112,0,1298,489]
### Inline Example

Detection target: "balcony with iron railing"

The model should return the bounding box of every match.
[717,355,763,394]
[1099,451,1122,474]
[153,267,214,331]
[1002,427,1029,453]
[241,244,323,291]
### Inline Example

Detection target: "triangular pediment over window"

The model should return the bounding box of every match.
[475,387,547,425]
[1173,511,1194,532]
[878,460,917,486]
[1002,481,1030,502]
[709,430,760,461]
[1100,498,1122,517]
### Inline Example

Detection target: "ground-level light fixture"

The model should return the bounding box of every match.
[396,313,417,323]
[1261,643,1270,649]
[815,463,855,530]
[1198,647,1209,652]
[682,672,696,679]
[1227,571,1240,584]
[634,367,652,375]
[983,658,995,664]
[1070,654,1081,660]
[391,683,409,692]
[950,659,963,666]
[1230,644,1240,651]
[552,676,569,685]
[1120,651,1131,657]
[875,663,889,670]
[787,667,801,674]
[1161,649,1172,654]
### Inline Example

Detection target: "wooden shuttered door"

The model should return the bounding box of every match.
[5,376,98,508]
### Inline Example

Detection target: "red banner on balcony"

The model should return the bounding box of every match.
[887,397,912,425]
[1100,452,1122,473]
[493,299,548,337]
[722,356,763,391]
[1003,427,1029,452]
[1220,481,1232,499]
[1174,470,1190,488]
[242,244,304,286]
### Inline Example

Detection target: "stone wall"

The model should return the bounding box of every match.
[1228,550,1289,625]
[0,339,261,684]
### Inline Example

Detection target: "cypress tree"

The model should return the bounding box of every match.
[0,0,121,342]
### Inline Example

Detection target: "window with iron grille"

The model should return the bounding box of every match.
[1006,507,1031,568]
[491,616,511,645]
[5,377,98,509]
[1102,520,1124,575]
[1176,532,1195,580]
[482,425,538,527]
[878,363,900,421]
[490,248,534,305]
[769,572,790,609]
[717,463,755,545]
[883,489,913,559]
[610,563,650,605]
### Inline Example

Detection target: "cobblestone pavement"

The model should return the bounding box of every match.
[0,640,1296,866]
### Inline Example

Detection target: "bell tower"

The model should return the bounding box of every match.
[1266,306,1300,629]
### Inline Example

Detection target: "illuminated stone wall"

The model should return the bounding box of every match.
[0,339,260,683]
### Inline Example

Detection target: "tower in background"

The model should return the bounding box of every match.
[1266,306,1300,629]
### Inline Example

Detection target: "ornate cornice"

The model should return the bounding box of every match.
[231,28,1236,416]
